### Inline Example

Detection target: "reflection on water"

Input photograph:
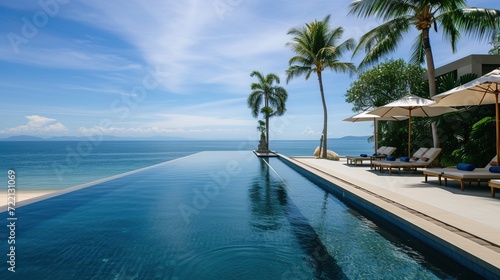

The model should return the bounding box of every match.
[248,158,285,231]
[250,157,347,279]
[1,151,480,279]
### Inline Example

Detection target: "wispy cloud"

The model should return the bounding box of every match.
[0,45,141,71]
[153,113,254,128]
[78,126,243,136]
[58,85,137,96]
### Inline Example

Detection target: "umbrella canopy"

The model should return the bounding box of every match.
[343,110,408,122]
[369,95,457,156]
[432,69,500,158]
[343,109,407,153]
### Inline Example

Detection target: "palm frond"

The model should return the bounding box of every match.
[247,92,263,118]
[349,0,416,21]
[409,35,425,65]
[449,8,500,42]
[285,65,313,83]
[436,11,460,52]
[354,17,411,69]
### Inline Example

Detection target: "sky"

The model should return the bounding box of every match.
[1,0,498,140]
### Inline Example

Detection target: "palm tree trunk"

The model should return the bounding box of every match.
[317,71,328,158]
[423,28,440,148]
[265,95,269,150]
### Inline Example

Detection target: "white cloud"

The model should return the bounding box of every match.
[76,112,255,137]
[1,115,67,134]
[26,115,55,127]
[301,127,321,136]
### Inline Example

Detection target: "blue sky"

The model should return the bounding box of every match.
[1,0,498,140]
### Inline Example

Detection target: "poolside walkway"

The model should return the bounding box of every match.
[286,156,500,278]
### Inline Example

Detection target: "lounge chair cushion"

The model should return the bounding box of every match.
[489,166,500,173]
[386,156,395,161]
[360,154,368,157]
[413,148,429,159]
[490,161,498,166]
[400,157,410,162]
[457,163,475,171]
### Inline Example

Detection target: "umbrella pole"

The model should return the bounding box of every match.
[408,110,411,157]
[496,93,499,160]
[374,119,378,154]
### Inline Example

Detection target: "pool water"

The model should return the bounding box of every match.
[0,151,478,279]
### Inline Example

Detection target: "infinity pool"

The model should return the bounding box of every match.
[0,151,478,279]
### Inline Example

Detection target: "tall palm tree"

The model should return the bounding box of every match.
[286,15,355,158]
[248,71,288,150]
[348,0,500,148]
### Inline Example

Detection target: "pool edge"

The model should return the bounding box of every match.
[0,153,202,212]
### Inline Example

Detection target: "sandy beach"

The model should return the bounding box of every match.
[0,190,56,208]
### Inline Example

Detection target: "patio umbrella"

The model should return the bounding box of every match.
[368,95,457,156]
[343,109,407,154]
[432,69,500,159]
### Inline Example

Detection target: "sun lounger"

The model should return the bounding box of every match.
[373,148,441,175]
[346,146,385,166]
[488,179,500,197]
[371,147,428,171]
[423,156,500,191]
[346,146,395,167]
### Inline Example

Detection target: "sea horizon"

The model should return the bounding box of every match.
[1,139,373,192]
[0,135,371,141]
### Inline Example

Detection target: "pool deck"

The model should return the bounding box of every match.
[285,155,500,278]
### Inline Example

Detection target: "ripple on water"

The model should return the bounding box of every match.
[175,244,296,279]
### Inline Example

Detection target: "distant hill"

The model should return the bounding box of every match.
[0,135,46,141]
[330,136,371,141]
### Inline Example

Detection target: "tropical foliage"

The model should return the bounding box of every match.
[285,15,355,158]
[345,59,427,154]
[248,71,288,150]
[257,120,266,140]
[427,72,496,166]
[489,33,500,55]
[345,59,426,111]
[348,0,500,148]
[345,59,496,165]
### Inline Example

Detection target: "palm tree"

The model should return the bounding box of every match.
[248,71,288,150]
[348,0,500,148]
[286,15,355,158]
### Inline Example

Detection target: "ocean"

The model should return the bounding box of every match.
[1,139,373,191]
